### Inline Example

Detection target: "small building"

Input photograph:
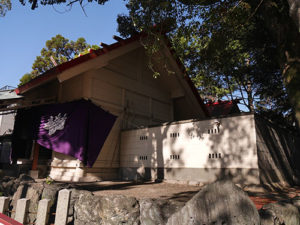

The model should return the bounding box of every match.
[6,34,208,181]
[1,34,299,186]
[0,87,19,167]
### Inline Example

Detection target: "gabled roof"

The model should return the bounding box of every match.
[15,34,143,95]
[15,33,209,117]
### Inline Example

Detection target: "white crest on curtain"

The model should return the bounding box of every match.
[43,113,67,135]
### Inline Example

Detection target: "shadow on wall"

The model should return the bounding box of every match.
[125,114,257,184]
[122,113,300,186]
[255,116,300,187]
[137,123,185,181]
[186,113,259,186]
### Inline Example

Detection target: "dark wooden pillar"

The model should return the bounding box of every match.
[31,142,40,170]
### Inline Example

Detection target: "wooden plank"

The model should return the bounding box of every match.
[91,68,171,104]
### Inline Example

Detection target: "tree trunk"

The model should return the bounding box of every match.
[288,0,300,31]
[283,62,300,126]
[246,80,254,112]
[258,0,300,128]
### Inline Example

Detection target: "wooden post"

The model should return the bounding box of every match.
[32,142,40,170]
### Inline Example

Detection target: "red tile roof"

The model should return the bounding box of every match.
[205,100,240,117]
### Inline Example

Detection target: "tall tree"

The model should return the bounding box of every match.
[116,0,298,127]
[0,0,11,16]
[19,34,99,85]
[16,0,300,126]
[18,0,109,10]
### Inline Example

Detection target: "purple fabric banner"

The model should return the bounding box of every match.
[12,100,117,167]
[37,100,117,167]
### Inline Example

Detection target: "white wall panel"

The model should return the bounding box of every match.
[121,114,258,170]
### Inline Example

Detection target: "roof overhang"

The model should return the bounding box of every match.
[14,32,209,117]
[15,34,144,95]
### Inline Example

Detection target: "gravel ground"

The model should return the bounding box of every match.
[68,180,300,208]
[71,181,201,202]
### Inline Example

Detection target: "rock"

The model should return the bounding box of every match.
[26,183,44,223]
[100,195,140,225]
[74,192,103,225]
[74,192,140,225]
[3,179,18,196]
[11,184,29,213]
[1,176,14,183]
[291,196,300,209]
[139,199,183,225]
[0,176,19,196]
[42,183,69,208]
[166,179,260,225]
[67,189,91,225]
[42,183,69,224]
[11,182,44,224]
[0,174,35,197]
[260,201,300,225]
[18,174,35,182]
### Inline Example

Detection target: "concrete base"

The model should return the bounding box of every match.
[120,167,260,185]
[28,170,39,179]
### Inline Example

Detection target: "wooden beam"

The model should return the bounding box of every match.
[31,142,40,170]
[100,42,110,51]
[113,35,124,43]
[58,41,141,83]
[100,42,109,47]
[0,97,57,112]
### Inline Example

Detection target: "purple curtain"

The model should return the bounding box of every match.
[13,100,117,167]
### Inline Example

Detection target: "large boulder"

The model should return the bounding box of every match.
[74,192,140,225]
[74,192,103,225]
[0,174,35,196]
[291,196,300,209]
[67,189,91,225]
[18,174,35,183]
[0,176,18,196]
[139,199,183,225]
[259,201,300,225]
[166,180,260,225]
[99,195,140,225]
[26,183,44,223]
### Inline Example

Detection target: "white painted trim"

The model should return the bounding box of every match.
[57,41,141,83]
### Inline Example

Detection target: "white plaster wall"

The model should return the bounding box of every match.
[120,114,258,170]
[0,113,15,135]
[49,45,207,181]
[0,116,2,132]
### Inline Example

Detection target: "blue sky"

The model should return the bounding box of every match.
[0,1,128,88]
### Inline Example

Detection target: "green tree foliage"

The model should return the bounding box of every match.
[19,73,35,86]
[18,0,109,10]
[117,0,298,127]
[19,34,99,85]
[0,0,11,17]
[16,0,300,127]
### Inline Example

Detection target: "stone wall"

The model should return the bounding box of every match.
[1,175,299,225]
